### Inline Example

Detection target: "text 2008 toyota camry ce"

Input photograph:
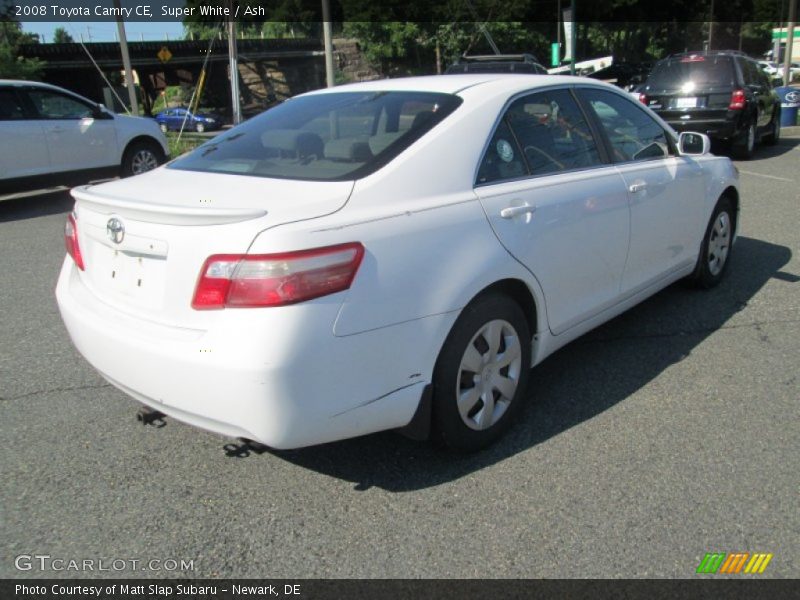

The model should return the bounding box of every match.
[56,75,739,451]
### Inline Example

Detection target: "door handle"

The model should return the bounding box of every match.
[500,204,536,219]
[628,182,648,193]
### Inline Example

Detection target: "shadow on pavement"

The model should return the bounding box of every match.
[714,134,799,160]
[0,190,74,223]
[245,235,793,491]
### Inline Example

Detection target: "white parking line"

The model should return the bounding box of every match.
[737,170,795,182]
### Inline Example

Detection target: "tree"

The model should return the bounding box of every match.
[52,27,75,44]
[0,22,43,80]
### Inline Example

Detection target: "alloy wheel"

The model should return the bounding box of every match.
[131,149,159,175]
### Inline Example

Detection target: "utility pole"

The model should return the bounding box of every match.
[774,0,786,60]
[557,0,561,58]
[114,0,139,116]
[228,8,242,125]
[707,0,714,51]
[570,0,576,75]
[322,0,335,87]
[783,0,796,87]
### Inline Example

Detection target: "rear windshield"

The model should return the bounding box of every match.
[169,91,462,181]
[645,56,735,91]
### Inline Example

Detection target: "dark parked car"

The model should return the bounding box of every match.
[638,51,781,158]
[445,54,548,75]
[154,107,222,133]
[588,62,653,91]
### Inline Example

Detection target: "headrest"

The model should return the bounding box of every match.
[325,138,373,162]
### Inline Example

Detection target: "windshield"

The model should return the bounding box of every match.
[169,91,462,181]
[645,56,735,91]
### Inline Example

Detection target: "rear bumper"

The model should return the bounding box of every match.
[56,258,450,448]
[665,118,740,141]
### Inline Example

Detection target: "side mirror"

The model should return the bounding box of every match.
[93,105,113,120]
[678,132,710,156]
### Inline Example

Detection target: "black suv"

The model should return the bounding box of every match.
[445,54,548,75]
[638,50,781,158]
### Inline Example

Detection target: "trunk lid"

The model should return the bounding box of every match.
[71,167,354,328]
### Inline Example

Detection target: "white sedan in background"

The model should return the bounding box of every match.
[56,75,739,451]
[0,80,168,200]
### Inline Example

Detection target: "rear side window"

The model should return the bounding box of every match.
[170,91,462,181]
[645,56,735,91]
[477,88,603,185]
[0,88,26,120]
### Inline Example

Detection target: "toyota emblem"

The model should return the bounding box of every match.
[106,217,125,244]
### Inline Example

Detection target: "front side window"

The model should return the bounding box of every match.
[26,89,94,120]
[477,87,603,185]
[169,91,462,181]
[579,88,671,163]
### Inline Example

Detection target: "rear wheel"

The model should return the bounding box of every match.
[432,293,531,452]
[159,123,168,133]
[732,118,756,159]
[688,196,734,289]
[121,140,164,177]
[763,108,780,146]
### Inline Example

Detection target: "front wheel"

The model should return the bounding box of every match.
[195,122,206,133]
[687,196,735,289]
[432,293,531,452]
[121,140,164,177]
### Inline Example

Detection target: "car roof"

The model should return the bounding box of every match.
[0,79,71,91]
[304,74,609,99]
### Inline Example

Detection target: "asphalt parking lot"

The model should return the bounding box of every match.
[1,133,798,579]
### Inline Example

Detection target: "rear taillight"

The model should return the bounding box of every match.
[64,213,84,271]
[729,89,746,110]
[192,242,364,310]
[637,93,648,105]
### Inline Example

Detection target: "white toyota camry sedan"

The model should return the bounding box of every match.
[56,75,739,451]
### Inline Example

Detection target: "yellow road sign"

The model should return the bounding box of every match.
[157,47,172,63]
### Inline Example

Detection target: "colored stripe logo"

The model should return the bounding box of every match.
[697,552,773,574]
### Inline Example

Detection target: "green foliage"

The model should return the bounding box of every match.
[152,86,188,113]
[166,132,206,158]
[182,0,319,40]
[52,27,74,44]
[175,0,787,77]
[342,21,552,74]
[0,22,43,80]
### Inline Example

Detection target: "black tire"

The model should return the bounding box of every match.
[120,140,164,178]
[432,293,531,452]
[763,108,781,146]
[732,118,757,160]
[687,196,735,289]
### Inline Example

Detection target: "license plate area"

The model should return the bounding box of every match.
[676,96,699,108]
[87,239,168,310]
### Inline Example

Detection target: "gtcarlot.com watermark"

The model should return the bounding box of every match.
[14,554,194,573]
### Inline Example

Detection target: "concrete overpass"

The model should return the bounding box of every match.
[19,38,326,117]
